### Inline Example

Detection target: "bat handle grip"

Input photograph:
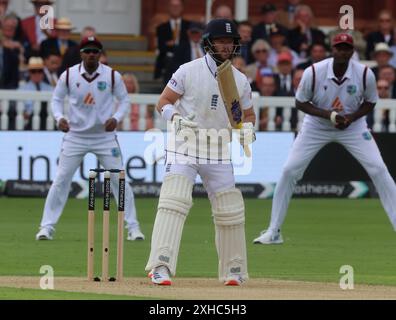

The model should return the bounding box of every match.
[243,145,251,158]
[236,122,251,158]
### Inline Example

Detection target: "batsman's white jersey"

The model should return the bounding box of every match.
[168,53,251,130]
[163,52,252,193]
[265,57,396,234]
[166,53,252,162]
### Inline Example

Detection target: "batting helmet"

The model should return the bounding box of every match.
[202,19,241,63]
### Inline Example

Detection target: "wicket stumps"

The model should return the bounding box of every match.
[87,169,125,282]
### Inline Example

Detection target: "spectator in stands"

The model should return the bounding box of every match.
[245,39,273,91]
[154,0,190,81]
[213,4,233,20]
[42,52,61,87]
[378,65,396,98]
[371,42,393,79]
[164,21,204,85]
[21,0,56,55]
[59,26,96,74]
[267,30,300,69]
[274,51,294,96]
[19,57,53,130]
[0,11,22,130]
[289,69,304,128]
[366,79,390,131]
[0,0,24,43]
[238,21,253,64]
[377,79,391,100]
[288,4,326,60]
[366,10,394,60]
[259,74,277,96]
[278,0,302,29]
[122,73,154,131]
[1,29,20,89]
[275,68,304,131]
[273,51,297,130]
[376,79,391,132]
[291,68,304,92]
[296,43,328,70]
[252,3,288,44]
[1,13,25,85]
[40,17,78,59]
[389,42,396,69]
[257,67,303,132]
[0,0,9,23]
[257,75,278,130]
[231,55,247,75]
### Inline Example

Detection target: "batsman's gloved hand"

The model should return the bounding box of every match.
[172,114,198,135]
[239,122,256,145]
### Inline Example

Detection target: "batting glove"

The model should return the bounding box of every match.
[173,114,198,135]
[239,122,256,145]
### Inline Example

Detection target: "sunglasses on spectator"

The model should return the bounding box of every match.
[29,69,43,74]
[80,48,101,54]
[255,49,268,54]
[377,86,389,89]
[380,19,391,22]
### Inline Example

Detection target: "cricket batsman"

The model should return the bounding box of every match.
[145,19,256,286]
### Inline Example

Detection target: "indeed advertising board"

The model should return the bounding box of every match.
[0,132,294,183]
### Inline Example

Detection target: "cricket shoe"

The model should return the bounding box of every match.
[35,227,54,240]
[253,229,283,244]
[127,227,145,241]
[150,266,172,285]
[224,274,245,286]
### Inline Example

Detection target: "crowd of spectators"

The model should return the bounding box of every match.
[154,0,396,132]
[1,0,396,132]
[0,0,145,130]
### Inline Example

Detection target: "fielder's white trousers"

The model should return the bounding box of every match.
[40,134,140,231]
[268,127,396,232]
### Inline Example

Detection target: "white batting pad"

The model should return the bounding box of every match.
[212,188,248,282]
[145,174,193,275]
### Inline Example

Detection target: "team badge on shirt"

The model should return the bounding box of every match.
[97,81,107,91]
[111,147,121,157]
[362,131,372,140]
[347,85,357,95]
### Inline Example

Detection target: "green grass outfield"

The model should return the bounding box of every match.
[0,197,396,299]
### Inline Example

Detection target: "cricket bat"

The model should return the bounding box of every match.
[217,59,251,157]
